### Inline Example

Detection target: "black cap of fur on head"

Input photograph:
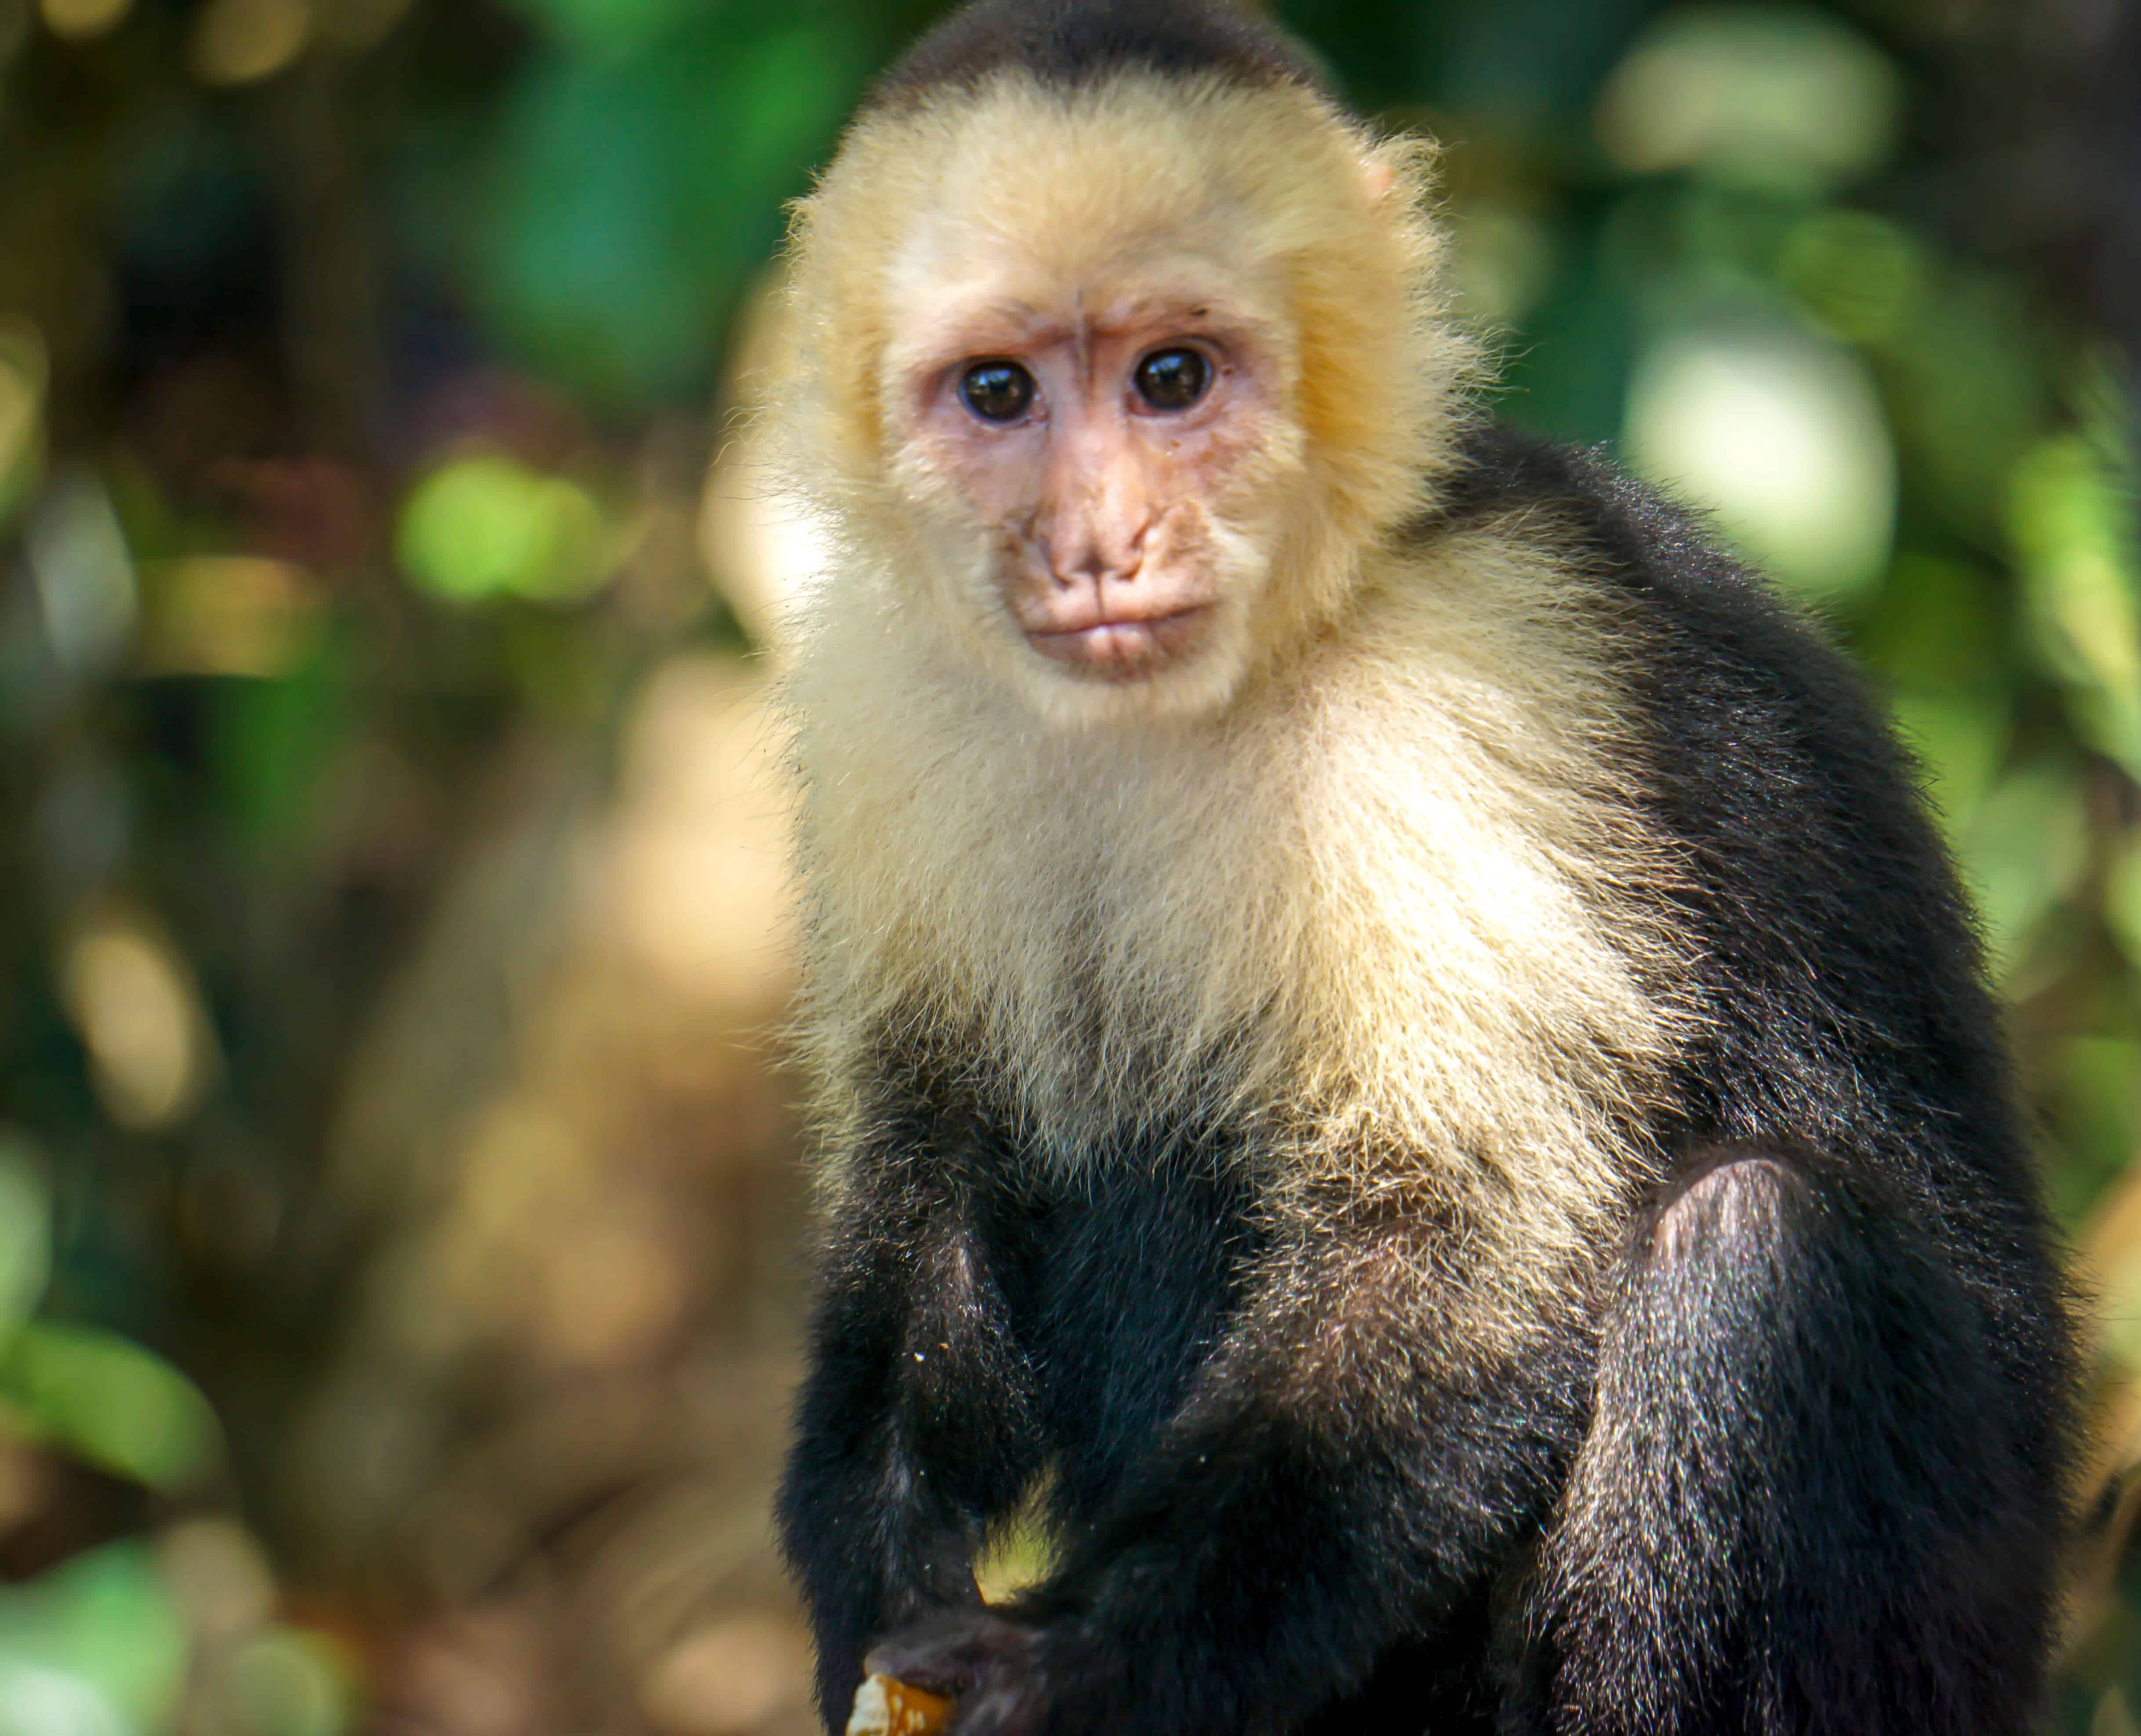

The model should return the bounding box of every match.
[868,0,1327,109]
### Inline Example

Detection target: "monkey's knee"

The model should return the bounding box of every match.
[1603,1142,1908,1454]
[1641,1146,1814,1266]
[1610,1152,1860,1435]
[1534,1147,2052,1732]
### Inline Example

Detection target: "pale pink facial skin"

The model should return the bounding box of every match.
[900,292,1276,684]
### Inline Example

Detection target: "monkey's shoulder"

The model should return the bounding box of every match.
[1410,419,1905,778]
[1414,421,1789,623]
[1411,417,1998,1048]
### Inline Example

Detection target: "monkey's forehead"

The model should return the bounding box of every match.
[811,72,1377,276]
[863,0,1332,118]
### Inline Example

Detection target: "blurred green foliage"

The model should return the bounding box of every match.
[0,1544,189,1736]
[0,0,2135,1729]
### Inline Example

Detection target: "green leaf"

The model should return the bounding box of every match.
[207,636,352,852]
[0,1323,221,1492]
[1778,208,1927,345]
[2052,1037,2141,1229]
[2110,830,2141,974]
[1887,690,2009,836]
[1956,762,2090,980]
[0,1134,51,1343]
[1878,270,2048,548]
[2008,434,2141,779]
[1855,553,2012,698]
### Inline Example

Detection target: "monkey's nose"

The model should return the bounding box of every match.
[1040,518,1150,591]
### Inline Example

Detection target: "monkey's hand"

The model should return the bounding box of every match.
[864,1611,1053,1736]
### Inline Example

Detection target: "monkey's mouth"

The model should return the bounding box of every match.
[1023,605,1213,675]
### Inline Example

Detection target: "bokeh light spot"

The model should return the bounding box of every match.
[1625,323,1895,604]
[57,912,218,1133]
[0,1544,187,1732]
[138,556,320,678]
[637,1615,809,1736]
[222,1630,356,1736]
[188,0,309,83]
[37,0,127,41]
[0,1664,126,1736]
[25,473,136,675]
[398,454,609,606]
[1597,5,1900,195]
[156,1519,276,1644]
[0,319,47,530]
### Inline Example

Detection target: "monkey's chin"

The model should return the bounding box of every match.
[1023,605,1214,678]
[1005,614,1253,731]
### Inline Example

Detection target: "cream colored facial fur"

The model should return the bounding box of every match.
[777,72,1477,727]
[775,66,1695,1343]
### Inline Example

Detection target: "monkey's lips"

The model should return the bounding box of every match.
[1019,602,1214,676]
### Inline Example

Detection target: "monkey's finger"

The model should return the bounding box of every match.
[864,1612,1037,1696]
[941,1674,1047,1736]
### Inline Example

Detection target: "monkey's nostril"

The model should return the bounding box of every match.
[1042,541,1136,589]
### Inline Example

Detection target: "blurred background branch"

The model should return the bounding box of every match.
[0,0,2135,1731]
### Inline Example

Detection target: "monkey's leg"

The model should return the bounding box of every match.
[869,1218,1589,1736]
[1518,1144,2064,1736]
[777,1181,1045,1732]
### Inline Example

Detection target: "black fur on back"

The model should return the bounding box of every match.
[866,0,1326,111]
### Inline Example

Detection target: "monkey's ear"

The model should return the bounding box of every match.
[1359,141,1408,207]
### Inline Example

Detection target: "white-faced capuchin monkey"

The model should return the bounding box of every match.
[769,2,2080,1732]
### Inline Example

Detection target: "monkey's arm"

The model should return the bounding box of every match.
[862,1142,2060,1736]
[777,1168,1045,1730]
[871,1211,1588,1736]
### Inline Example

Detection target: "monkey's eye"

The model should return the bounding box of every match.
[958,360,1036,423]
[1133,347,1211,412]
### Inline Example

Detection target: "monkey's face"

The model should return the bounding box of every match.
[885,244,1302,724]
[790,75,1464,729]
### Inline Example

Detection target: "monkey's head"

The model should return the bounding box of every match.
[780,47,1478,728]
